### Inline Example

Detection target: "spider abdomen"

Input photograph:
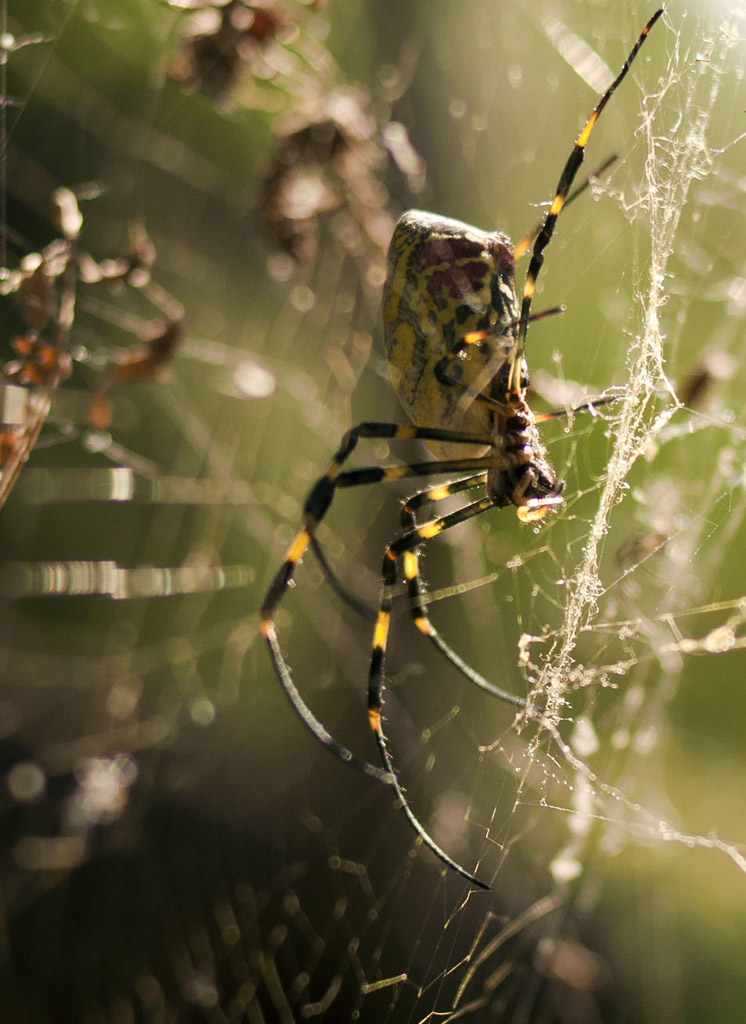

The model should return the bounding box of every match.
[383,210,519,458]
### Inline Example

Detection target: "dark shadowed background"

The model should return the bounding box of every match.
[1,2,745,1022]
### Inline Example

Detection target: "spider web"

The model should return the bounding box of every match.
[1,1,745,1022]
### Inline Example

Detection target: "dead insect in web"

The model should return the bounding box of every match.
[0,188,81,510]
[88,317,183,430]
[0,197,184,505]
[84,221,184,430]
[261,10,664,889]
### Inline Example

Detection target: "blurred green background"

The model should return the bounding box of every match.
[1,1,745,1021]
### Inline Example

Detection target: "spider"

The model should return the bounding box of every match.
[261,9,663,889]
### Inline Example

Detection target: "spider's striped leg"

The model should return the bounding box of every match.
[513,154,619,260]
[295,423,500,618]
[367,494,509,890]
[438,307,564,418]
[511,7,663,391]
[260,421,498,785]
[307,532,377,622]
[533,390,622,423]
[261,530,388,783]
[398,476,527,708]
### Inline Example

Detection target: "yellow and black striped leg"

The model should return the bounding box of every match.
[367,541,491,890]
[307,532,377,621]
[303,420,496,539]
[533,390,622,424]
[366,493,530,889]
[261,528,391,782]
[513,154,619,260]
[297,422,501,620]
[433,310,563,416]
[400,478,528,708]
[260,421,503,787]
[511,8,663,391]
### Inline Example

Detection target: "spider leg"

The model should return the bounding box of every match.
[441,308,565,419]
[398,476,527,708]
[307,532,377,622]
[301,421,503,618]
[434,307,564,418]
[260,421,503,787]
[368,493,521,889]
[533,390,623,423]
[513,154,619,260]
[510,7,663,392]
